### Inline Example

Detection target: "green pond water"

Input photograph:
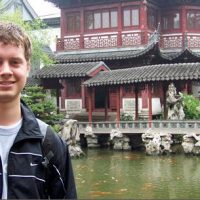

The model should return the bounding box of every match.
[72,148,200,199]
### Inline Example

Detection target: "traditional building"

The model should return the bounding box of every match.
[35,0,200,122]
[0,0,38,20]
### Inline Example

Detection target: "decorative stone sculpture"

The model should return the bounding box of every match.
[110,129,131,150]
[182,133,200,155]
[166,83,185,120]
[84,126,99,148]
[142,129,172,155]
[60,119,84,158]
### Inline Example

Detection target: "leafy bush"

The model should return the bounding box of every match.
[183,94,200,119]
[120,113,134,121]
[22,86,64,132]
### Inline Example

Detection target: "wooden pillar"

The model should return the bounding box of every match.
[142,84,148,108]
[183,81,188,94]
[60,10,66,38]
[116,86,121,127]
[88,87,93,123]
[148,83,152,127]
[117,5,122,47]
[159,83,164,107]
[135,85,139,120]
[81,80,85,109]
[56,88,60,114]
[105,87,108,121]
[182,6,187,49]
[140,0,148,44]
[80,8,84,49]
[61,80,67,109]
[119,86,123,108]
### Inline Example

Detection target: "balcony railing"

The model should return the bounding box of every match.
[78,120,200,134]
[56,31,200,51]
[56,31,147,51]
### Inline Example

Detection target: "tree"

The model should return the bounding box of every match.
[0,10,54,72]
[183,94,200,119]
[22,86,64,132]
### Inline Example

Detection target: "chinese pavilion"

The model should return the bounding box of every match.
[35,0,200,122]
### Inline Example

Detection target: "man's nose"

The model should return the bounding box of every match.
[0,62,12,75]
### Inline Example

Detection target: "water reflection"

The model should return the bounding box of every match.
[72,149,200,199]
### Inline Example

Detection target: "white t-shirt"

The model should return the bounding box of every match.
[0,119,22,199]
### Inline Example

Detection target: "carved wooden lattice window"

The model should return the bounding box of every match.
[66,12,80,33]
[85,9,118,31]
[123,7,139,27]
[187,10,200,30]
[147,7,158,30]
[162,11,180,30]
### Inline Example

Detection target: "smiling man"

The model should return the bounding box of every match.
[0,22,77,199]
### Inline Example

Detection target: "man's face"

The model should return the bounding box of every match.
[0,42,30,103]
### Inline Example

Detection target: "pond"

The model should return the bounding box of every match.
[72,148,200,199]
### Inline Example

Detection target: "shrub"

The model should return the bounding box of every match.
[22,86,64,132]
[183,94,200,119]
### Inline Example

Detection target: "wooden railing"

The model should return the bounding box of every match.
[78,120,200,134]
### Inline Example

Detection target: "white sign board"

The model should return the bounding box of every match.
[65,99,82,113]
[123,98,135,111]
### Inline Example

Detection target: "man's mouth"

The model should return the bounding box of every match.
[0,81,15,85]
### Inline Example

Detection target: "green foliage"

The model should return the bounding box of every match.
[120,113,133,121]
[22,86,64,132]
[0,10,54,67]
[183,94,200,119]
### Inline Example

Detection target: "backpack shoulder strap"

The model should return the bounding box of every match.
[36,118,48,141]
[36,119,54,167]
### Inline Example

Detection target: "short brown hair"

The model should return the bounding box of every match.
[0,22,32,62]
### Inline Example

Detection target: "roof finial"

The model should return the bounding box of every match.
[183,32,188,50]
[148,22,160,45]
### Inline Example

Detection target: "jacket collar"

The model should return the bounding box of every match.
[14,100,44,144]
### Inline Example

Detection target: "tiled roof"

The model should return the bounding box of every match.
[84,63,200,87]
[54,43,157,63]
[159,48,200,61]
[33,61,109,78]
[53,43,200,63]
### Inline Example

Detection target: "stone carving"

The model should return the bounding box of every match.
[166,83,185,120]
[142,129,172,155]
[110,129,131,150]
[84,126,99,148]
[182,133,200,155]
[60,119,84,158]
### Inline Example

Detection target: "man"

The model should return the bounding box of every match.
[0,22,77,199]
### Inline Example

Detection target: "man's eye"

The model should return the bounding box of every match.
[10,60,20,66]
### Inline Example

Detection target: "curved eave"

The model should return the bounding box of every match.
[55,42,158,63]
[158,48,200,61]
[84,63,200,87]
[85,76,200,87]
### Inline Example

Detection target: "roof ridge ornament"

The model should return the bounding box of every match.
[148,23,160,45]
[183,32,188,50]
